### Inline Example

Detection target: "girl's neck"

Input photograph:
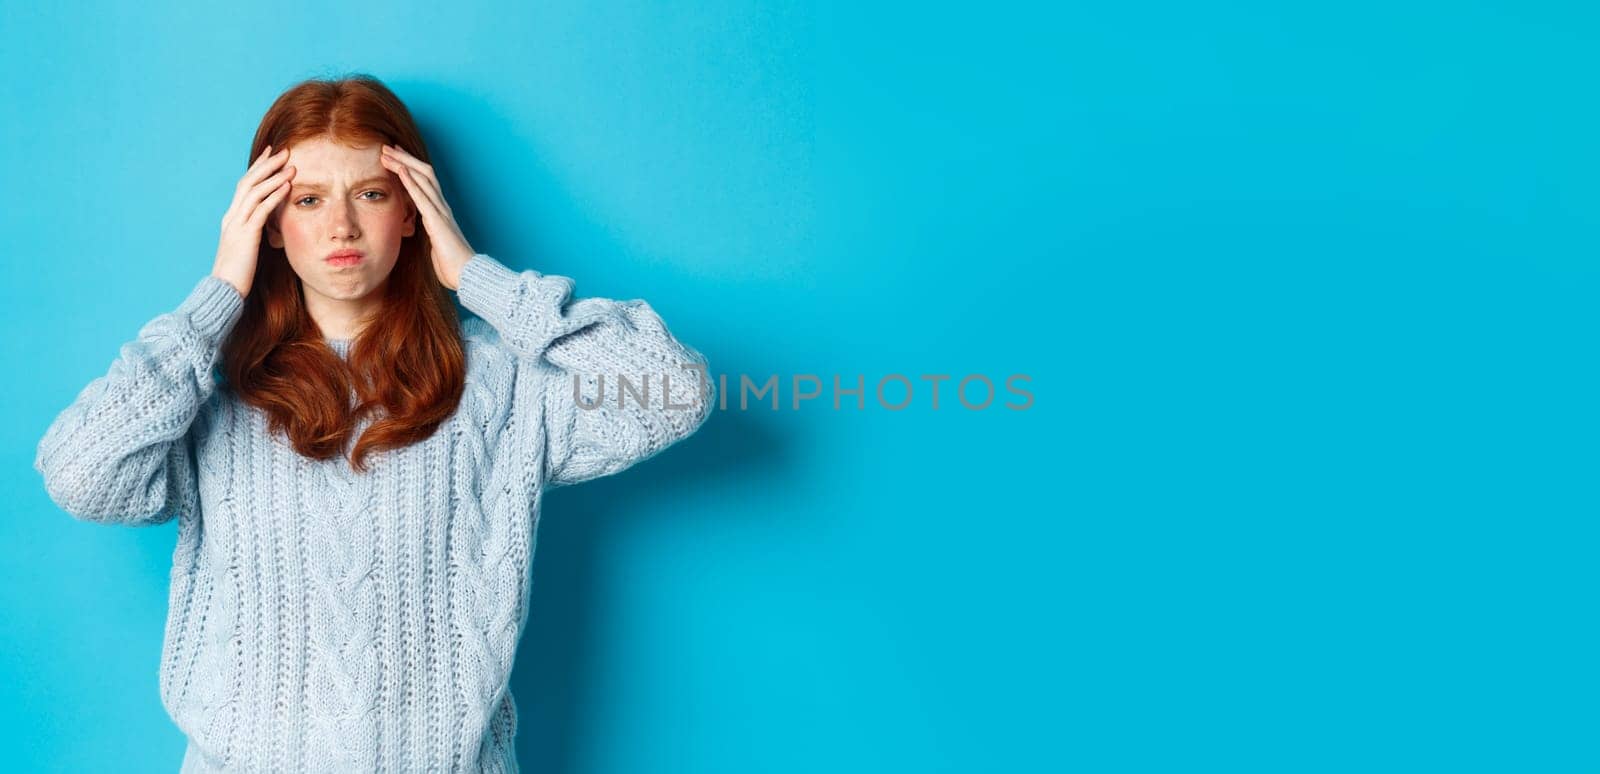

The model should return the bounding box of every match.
[302,280,381,341]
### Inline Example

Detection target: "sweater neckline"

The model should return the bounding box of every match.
[325,337,353,358]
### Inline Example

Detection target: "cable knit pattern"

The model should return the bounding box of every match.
[301,399,381,774]
[33,254,715,773]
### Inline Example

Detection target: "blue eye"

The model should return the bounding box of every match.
[294,191,385,206]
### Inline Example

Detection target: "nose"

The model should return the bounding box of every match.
[329,198,360,240]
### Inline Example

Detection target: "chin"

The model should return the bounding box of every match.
[334,281,380,298]
[299,274,372,298]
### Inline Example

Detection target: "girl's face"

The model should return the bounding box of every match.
[266,136,416,305]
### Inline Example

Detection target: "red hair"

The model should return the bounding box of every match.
[221,74,466,473]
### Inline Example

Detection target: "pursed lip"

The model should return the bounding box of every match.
[325,249,366,262]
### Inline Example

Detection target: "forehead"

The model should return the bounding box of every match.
[285,137,386,180]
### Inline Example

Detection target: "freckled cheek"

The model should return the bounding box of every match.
[370,210,410,241]
[279,208,406,246]
[278,215,314,247]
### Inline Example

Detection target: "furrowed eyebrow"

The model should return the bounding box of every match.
[292,175,391,192]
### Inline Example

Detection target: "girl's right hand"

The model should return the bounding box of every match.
[211,145,296,298]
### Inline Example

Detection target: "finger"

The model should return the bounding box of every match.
[240,146,289,188]
[384,144,441,189]
[247,144,272,168]
[386,157,446,219]
[230,147,290,219]
[382,145,445,204]
[246,178,293,228]
[231,165,295,228]
[383,151,444,213]
[396,165,446,227]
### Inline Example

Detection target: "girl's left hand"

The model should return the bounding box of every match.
[381,143,475,290]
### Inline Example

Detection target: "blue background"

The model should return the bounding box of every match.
[4,1,1596,772]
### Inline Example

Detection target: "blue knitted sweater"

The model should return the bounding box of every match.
[34,253,715,773]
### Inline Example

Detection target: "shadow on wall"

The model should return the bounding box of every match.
[511,389,784,773]
[381,81,791,772]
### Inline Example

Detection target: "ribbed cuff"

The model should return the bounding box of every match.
[457,253,528,334]
[180,274,246,340]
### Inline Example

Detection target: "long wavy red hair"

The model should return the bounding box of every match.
[221,74,467,473]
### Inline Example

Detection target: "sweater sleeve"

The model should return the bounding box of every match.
[34,274,245,525]
[456,252,714,489]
